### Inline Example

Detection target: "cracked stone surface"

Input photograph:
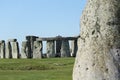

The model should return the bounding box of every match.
[73,0,120,80]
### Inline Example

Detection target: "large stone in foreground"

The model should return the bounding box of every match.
[73,0,120,80]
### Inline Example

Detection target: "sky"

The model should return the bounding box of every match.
[0,0,87,44]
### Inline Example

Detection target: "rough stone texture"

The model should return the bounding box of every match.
[0,40,5,58]
[26,36,38,58]
[55,40,62,57]
[21,41,28,58]
[73,0,120,80]
[61,40,70,57]
[46,40,55,58]
[11,42,20,58]
[33,41,43,59]
[5,42,12,58]
[8,39,17,42]
[71,40,78,57]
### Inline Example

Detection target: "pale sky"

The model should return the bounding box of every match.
[0,0,87,44]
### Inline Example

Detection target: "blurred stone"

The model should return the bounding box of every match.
[33,41,43,59]
[11,41,20,58]
[8,39,17,42]
[5,42,12,58]
[61,40,70,57]
[46,40,55,58]
[0,40,5,58]
[71,40,78,57]
[26,35,38,58]
[55,40,62,57]
[21,41,28,58]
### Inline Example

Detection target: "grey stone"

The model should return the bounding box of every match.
[8,39,17,42]
[11,42,20,58]
[73,0,120,80]
[0,40,5,58]
[61,40,70,57]
[21,41,28,58]
[5,42,12,58]
[70,40,78,57]
[46,40,55,58]
[55,40,62,57]
[26,36,38,58]
[33,41,43,59]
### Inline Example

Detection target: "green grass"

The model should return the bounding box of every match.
[0,58,75,80]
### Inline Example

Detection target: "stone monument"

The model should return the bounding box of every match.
[73,0,120,80]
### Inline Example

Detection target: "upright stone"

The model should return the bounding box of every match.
[73,0,120,80]
[0,40,5,58]
[21,41,28,58]
[70,40,78,57]
[5,42,12,58]
[11,41,20,58]
[26,36,38,58]
[46,40,55,58]
[55,40,62,57]
[61,40,70,57]
[33,41,43,59]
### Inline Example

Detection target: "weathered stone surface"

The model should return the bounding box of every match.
[8,39,17,42]
[5,42,12,58]
[73,0,120,80]
[46,40,55,58]
[33,41,43,59]
[55,40,62,57]
[61,40,70,57]
[21,41,28,58]
[70,40,78,57]
[37,36,78,41]
[0,40,5,58]
[26,36,38,58]
[11,42,20,58]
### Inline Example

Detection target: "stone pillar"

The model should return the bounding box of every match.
[73,0,120,80]
[70,40,78,57]
[26,36,38,58]
[0,40,5,58]
[55,40,62,57]
[46,40,55,58]
[33,41,43,59]
[5,41,12,58]
[21,41,28,58]
[61,40,70,57]
[10,39,20,58]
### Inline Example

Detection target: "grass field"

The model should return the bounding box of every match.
[0,58,75,80]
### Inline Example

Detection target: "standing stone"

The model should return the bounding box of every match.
[61,40,70,57]
[21,41,28,58]
[26,36,38,58]
[0,40,5,58]
[73,0,120,80]
[5,42,12,58]
[33,41,43,59]
[70,40,78,57]
[46,40,55,58]
[55,40,62,57]
[11,41,20,58]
